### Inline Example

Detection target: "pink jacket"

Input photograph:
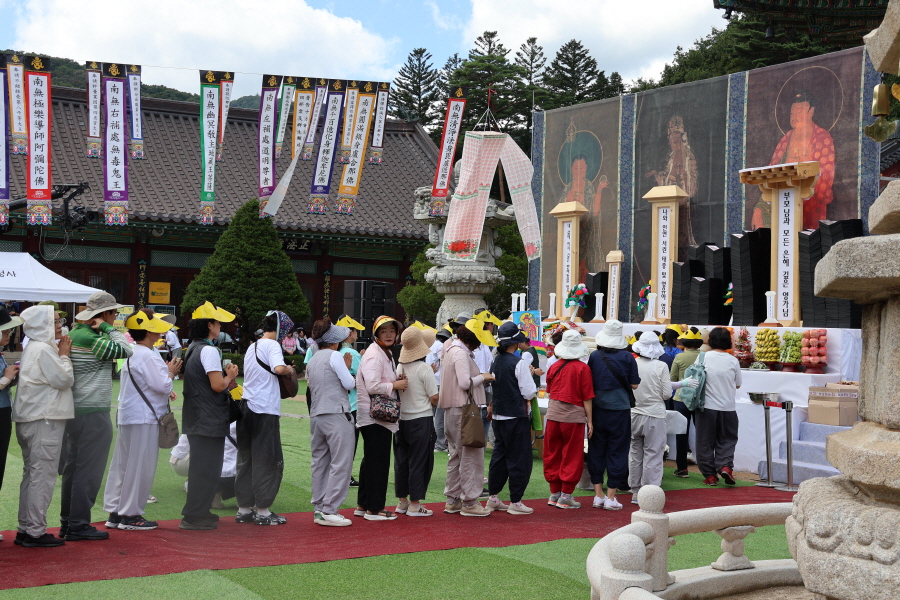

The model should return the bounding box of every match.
[355,342,399,432]
[438,340,486,409]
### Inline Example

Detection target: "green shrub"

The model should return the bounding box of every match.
[284,354,306,376]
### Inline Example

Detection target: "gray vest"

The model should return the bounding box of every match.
[182,340,229,437]
[307,349,351,417]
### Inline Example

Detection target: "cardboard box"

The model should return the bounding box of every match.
[809,386,859,401]
[808,398,858,426]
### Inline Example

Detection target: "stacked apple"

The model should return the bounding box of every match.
[801,329,828,366]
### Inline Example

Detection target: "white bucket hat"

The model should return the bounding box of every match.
[632,330,664,360]
[595,319,628,350]
[553,329,589,360]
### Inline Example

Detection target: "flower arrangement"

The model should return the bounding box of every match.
[636,280,652,312]
[565,283,589,308]
[724,282,733,306]
[444,239,475,254]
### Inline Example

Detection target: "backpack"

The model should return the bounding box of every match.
[679,352,707,412]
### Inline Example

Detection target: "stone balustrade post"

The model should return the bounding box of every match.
[711,525,756,571]
[630,485,674,591]
[597,534,654,600]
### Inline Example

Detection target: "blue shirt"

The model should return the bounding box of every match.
[0,353,9,409]
[587,349,640,410]
[340,345,362,411]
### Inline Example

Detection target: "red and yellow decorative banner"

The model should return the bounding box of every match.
[335,81,376,215]
[25,56,52,225]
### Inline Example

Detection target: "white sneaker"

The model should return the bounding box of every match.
[592,495,607,508]
[486,497,509,512]
[687,452,696,465]
[603,498,623,511]
[317,513,352,527]
[508,502,534,515]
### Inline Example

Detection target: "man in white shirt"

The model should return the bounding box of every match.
[427,329,450,452]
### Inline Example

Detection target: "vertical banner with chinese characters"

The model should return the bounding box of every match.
[429,86,467,217]
[308,80,344,214]
[656,206,671,321]
[258,74,282,214]
[777,187,796,323]
[0,57,8,225]
[274,76,295,158]
[6,54,27,155]
[216,71,234,161]
[291,77,315,160]
[102,63,129,225]
[25,56,51,225]
[199,70,221,225]
[85,61,102,157]
[367,81,390,164]
[335,81,376,215]
[126,65,144,159]
[497,135,542,261]
[337,80,359,164]
[561,221,573,297]
[301,79,328,160]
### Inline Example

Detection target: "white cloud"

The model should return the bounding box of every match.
[12,0,399,97]
[426,0,464,31]
[462,0,725,81]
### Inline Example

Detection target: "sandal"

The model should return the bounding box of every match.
[353,507,366,517]
[396,499,410,514]
[406,506,433,517]
[363,510,398,521]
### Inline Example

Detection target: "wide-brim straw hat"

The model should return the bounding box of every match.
[398,326,430,363]
[0,308,24,333]
[421,328,437,348]
[75,292,127,321]
[554,330,589,360]
[596,319,628,350]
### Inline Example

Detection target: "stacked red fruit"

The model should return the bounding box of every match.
[800,329,828,366]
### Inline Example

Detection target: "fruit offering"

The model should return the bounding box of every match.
[800,329,829,366]
[779,331,803,363]
[754,328,782,361]
[733,327,755,368]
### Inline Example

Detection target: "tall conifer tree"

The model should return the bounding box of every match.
[391,48,440,127]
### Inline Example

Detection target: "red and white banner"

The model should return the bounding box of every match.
[25,64,51,225]
[429,87,467,216]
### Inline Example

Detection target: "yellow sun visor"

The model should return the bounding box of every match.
[474,310,503,326]
[336,316,365,330]
[465,319,498,347]
[125,311,173,333]
[410,321,437,332]
[192,301,236,323]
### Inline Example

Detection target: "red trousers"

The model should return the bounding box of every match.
[543,420,585,494]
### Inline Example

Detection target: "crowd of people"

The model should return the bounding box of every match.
[0,291,743,543]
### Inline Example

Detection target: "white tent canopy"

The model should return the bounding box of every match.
[1,252,103,302]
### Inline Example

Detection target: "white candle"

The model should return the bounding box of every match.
[519,293,527,312]
[511,293,518,315]
[765,291,776,322]
[595,293,604,320]
[548,293,558,320]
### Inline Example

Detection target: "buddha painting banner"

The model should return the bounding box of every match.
[338,80,359,164]
[6,54,27,155]
[216,71,234,161]
[199,70,221,225]
[442,131,508,261]
[291,77,315,160]
[0,59,8,225]
[335,82,376,215]
[258,74,282,201]
[499,136,541,261]
[126,65,144,159]
[429,86,467,217]
[301,79,328,160]
[368,81,390,164]
[275,76,296,158]
[25,57,52,226]
[308,79,344,214]
[85,61,102,157]
[102,63,128,226]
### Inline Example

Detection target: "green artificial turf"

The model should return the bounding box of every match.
[0,377,750,531]
[0,530,793,600]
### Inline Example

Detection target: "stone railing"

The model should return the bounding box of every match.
[586,485,801,600]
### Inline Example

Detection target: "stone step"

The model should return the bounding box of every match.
[777,440,831,466]
[798,421,852,444]
[758,458,841,485]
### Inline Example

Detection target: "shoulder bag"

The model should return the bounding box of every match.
[255,341,299,399]
[126,358,179,449]
[364,355,401,423]
[461,378,486,448]
[599,351,637,409]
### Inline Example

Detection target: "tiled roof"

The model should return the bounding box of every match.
[7,86,436,239]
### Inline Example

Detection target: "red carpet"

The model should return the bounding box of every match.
[0,486,791,590]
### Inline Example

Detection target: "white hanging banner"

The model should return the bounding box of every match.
[126,65,144,159]
[199,71,221,225]
[301,79,328,160]
[608,263,620,323]
[291,78,315,160]
[367,81,390,164]
[85,61,102,157]
[6,54,27,154]
[656,205,671,320]
[777,187,796,322]
[275,76,296,158]
[562,221,573,297]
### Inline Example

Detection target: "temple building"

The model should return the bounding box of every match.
[0,86,437,327]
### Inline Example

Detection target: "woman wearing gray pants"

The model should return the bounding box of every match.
[307,317,356,527]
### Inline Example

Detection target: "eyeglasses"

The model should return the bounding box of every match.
[54,318,66,325]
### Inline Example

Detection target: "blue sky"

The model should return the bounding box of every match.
[0,0,725,99]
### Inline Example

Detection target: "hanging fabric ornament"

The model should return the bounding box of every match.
[0,56,9,225]
[367,82,390,164]
[216,71,234,161]
[126,65,144,159]
[5,53,27,155]
[198,70,221,225]
[307,79,345,214]
[257,74,282,217]
[337,80,359,164]
[85,61,102,157]
[291,77,315,160]
[26,56,52,225]
[429,86,467,217]
[102,62,128,225]
[274,75,296,158]
[335,81,376,215]
[301,78,327,160]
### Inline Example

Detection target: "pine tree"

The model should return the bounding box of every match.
[542,39,603,109]
[607,72,626,97]
[514,37,549,133]
[471,31,509,58]
[391,48,440,128]
[182,199,311,342]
